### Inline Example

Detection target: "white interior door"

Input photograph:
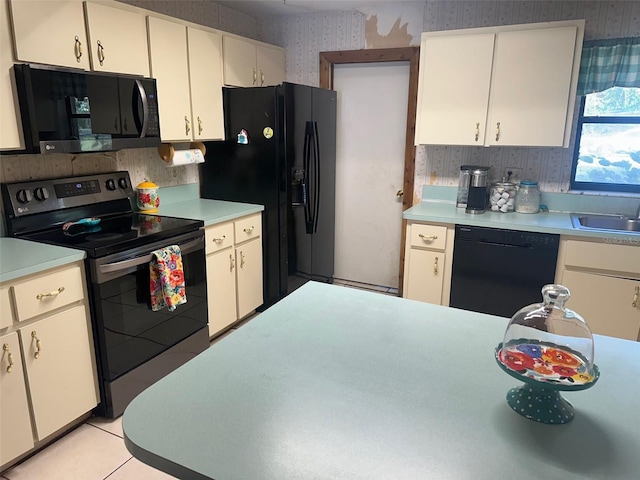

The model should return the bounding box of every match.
[333,62,409,289]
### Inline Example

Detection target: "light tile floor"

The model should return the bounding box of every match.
[0,279,395,480]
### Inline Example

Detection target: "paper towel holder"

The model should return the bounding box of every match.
[158,142,206,162]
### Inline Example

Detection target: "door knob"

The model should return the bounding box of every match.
[396,190,404,198]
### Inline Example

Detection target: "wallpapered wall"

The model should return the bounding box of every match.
[2,1,639,196]
[259,0,640,196]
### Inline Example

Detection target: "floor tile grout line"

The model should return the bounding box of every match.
[103,456,134,480]
[85,421,125,440]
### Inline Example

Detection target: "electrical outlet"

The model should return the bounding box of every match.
[504,167,523,182]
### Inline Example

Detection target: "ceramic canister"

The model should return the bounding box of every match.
[136,180,160,212]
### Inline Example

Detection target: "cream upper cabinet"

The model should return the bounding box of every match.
[223,35,285,87]
[415,20,584,148]
[0,0,23,151]
[1,331,34,467]
[415,33,495,146]
[257,44,285,87]
[9,0,89,70]
[556,238,640,341]
[187,27,224,141]
[147,15,192,142]
[84,1,149,76]
[487,26,578,147]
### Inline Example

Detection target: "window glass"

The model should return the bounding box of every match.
[572,87,640,192]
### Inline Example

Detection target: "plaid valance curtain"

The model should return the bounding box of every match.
[577,37,640,96]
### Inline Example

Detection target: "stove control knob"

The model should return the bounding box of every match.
[34,187,49,201]
[16,189,32,204]
[118,177,128,189]
[105,179,116,191]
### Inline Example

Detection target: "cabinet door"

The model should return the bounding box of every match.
[188,27,224,141]
[206,249,238,337]
[1,0,23,151]
[414,33,494,146]
[9,0,89,69]
[405,249,445,305]
[222,35,257,87]
[147,16,192,142]
[84,2,149,76]
[1,331,34,466]
[257,45,285,87]
[19,305,98,440]
[561,270,640,341]
[236,238,263,319]
[487,26,577,147]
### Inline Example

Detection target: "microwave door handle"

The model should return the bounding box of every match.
[99,236,203,274]
[135,79,149,137]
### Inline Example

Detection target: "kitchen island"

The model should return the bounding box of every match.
[123,282,640,480]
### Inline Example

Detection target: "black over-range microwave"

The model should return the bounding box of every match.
[13,64,161,154]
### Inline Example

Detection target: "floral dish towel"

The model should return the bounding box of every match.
[150,245,186,312]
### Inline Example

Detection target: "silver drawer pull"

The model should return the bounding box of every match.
[3,344,14,373]
[434,257,439,275]
[31,331,42,359]
[213,235,226,243]
[633,286,639,308]
[243,226,254,234]
[419,234,438,242]
[36,286,65,300]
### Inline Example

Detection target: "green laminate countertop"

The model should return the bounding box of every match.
[123,282,640,480]
[404,201,640,242]
[0,237,86,283]
[154,198,264,226]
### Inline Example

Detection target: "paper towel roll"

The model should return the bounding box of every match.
[163,148,205,167]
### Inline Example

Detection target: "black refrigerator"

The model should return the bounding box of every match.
[200,83,337,309]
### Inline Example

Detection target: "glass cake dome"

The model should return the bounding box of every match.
[495,284,599,424]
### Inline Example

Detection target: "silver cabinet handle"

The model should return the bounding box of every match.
[213,235,225,243]
[495,122,501,142]
[633,286,639,308]
[243,226,254,234]
[229,254,235,272]
[252,68,257,85]
[31,331,42,359]
[434,257,439,275]
[3,344,14,373]
[97,40,105,65]
[74,35,83,62]
[475,122,480,142]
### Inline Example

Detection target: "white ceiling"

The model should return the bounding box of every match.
[216,0,418,17]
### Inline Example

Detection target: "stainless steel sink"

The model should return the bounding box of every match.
[570,213,640,233]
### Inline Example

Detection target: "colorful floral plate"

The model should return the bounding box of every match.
[495,340,599,424]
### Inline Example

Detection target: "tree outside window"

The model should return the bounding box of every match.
[571,86,640,193]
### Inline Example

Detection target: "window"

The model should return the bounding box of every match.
[571,86,640,193]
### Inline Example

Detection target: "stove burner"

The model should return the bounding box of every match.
[86,232,124,242]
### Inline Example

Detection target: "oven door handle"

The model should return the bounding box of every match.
[98,236,203,274]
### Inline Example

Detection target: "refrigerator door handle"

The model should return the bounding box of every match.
[313,121,321,234]
[304,123,313,234]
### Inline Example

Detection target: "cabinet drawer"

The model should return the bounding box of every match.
[0,285,13,329]
[205,222,234,255]
[563,240,640,277]
[234,214,262,244]
[12,266,85,322]
[410,224,447,250]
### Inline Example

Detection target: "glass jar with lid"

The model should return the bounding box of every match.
[514,180,540,214]
[489,180,516,212]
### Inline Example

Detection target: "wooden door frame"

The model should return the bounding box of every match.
[319,47,419,295]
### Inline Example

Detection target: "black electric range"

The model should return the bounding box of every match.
[1,172,209,418]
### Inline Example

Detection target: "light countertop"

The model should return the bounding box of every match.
[404,201,640,242]
[155,198,264,226]
[123,282,640,480]
[0,237,86,283]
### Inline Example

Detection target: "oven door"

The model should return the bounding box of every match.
[88,230,207,382]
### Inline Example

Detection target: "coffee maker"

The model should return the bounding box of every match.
[465,167,490,214]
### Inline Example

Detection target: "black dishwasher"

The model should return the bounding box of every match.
[450,225,559,318]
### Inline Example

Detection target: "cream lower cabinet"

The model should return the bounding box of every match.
[403,222,455,306]
[556,238,640,341]
[1,331,34,466]
[0,262,98,469]
[206,213,263,337]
